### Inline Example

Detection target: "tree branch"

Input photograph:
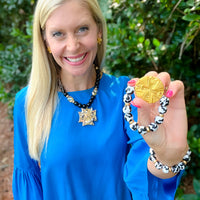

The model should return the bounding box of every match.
[167,0,183,22]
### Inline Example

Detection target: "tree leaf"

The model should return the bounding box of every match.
[182,194,198,200]
[145,39,150,47]
[182,14,200,21]
[186,0,194,7]
[153,38,160,47]
[193,178,200,196]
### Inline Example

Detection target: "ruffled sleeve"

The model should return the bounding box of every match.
[122,83,183,199]
[12,88,43,200]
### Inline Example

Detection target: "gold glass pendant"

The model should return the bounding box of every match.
[78,108,97,126]
[135,76,164,103]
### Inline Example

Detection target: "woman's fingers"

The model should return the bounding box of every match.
[168,80,185,100]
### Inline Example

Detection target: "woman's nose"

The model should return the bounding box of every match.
[66,35,79,52]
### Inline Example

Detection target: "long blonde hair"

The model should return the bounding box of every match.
[26,0,107,161]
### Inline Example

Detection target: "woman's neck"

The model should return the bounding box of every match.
[60,67,96,92]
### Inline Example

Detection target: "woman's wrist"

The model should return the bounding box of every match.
[152,145,190,165]
[147,159,177,179]
[149,148,191,173]
[147,147,191,179]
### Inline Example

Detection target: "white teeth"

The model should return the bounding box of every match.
[67,54,85,62]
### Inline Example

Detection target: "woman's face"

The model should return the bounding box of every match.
[45,0,101,77]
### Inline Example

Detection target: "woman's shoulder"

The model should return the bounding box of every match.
[101,73,130,89]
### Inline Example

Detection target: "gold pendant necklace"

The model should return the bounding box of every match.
[78,108,97,126]
[58,66,101,126]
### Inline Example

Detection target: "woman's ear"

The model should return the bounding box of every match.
[43,30,49,49]
[98,31,102,39]
[43,36,51,54]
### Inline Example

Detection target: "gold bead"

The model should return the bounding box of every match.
[67,96,74,103]
[169,167,172,172]
[183,160,187,165]
[92,87,98,96]
[146,126,150,132]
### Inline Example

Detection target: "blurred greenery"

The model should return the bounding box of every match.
[0,0,199,198]
[176,178,200,200]
[0,0,35,111]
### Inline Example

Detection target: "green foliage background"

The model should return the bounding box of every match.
[0,0,200,198]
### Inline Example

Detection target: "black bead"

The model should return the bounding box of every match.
[74,101,78,106]
[90,95,95,100]
[78,104,82,108]
[86,103,90,107]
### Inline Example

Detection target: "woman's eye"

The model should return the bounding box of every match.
[52,31,63,37]
[78,26,89,33]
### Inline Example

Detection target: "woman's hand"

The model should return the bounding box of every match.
[131,71,189,178]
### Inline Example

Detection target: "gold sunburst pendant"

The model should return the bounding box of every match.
[78,108,97,126]
[134,76,165,103]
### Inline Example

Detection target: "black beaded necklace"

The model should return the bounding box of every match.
[58,66,101,126]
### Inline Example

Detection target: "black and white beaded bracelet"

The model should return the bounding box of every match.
[149,148,191,174]
[123,83,170,135]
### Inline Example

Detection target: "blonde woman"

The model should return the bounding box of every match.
[13,0,190,199]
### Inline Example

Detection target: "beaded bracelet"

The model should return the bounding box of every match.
[149,148,191,174]
[123,79,170,135]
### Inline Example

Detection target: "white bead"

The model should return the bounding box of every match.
[183,154,190,162]
[158,105,167,114]
[123,105,131,114]
[130,122,138,131]
[149,148,154,155]
[171,165,180,173]
[138,126,147,135]
[160,96,169,107]
[148,123,158,132]
[162,165,169,173]
[126,86,134,94]
[124,113,133,123]
[123,94,132,103]
[155,116,164,124]
[155,161,162,170]
[187,149,192,156]
[149,155,156,162]
[178,162,185,170]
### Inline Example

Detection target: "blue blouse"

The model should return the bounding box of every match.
[13,73,182,200]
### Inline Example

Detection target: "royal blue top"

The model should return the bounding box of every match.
[13,73,182,200]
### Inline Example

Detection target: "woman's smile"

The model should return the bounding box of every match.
[64,52,89,66]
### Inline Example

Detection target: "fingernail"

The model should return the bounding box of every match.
[128,79,136,87]
[131,101,141,108]
[166,90,173,98]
